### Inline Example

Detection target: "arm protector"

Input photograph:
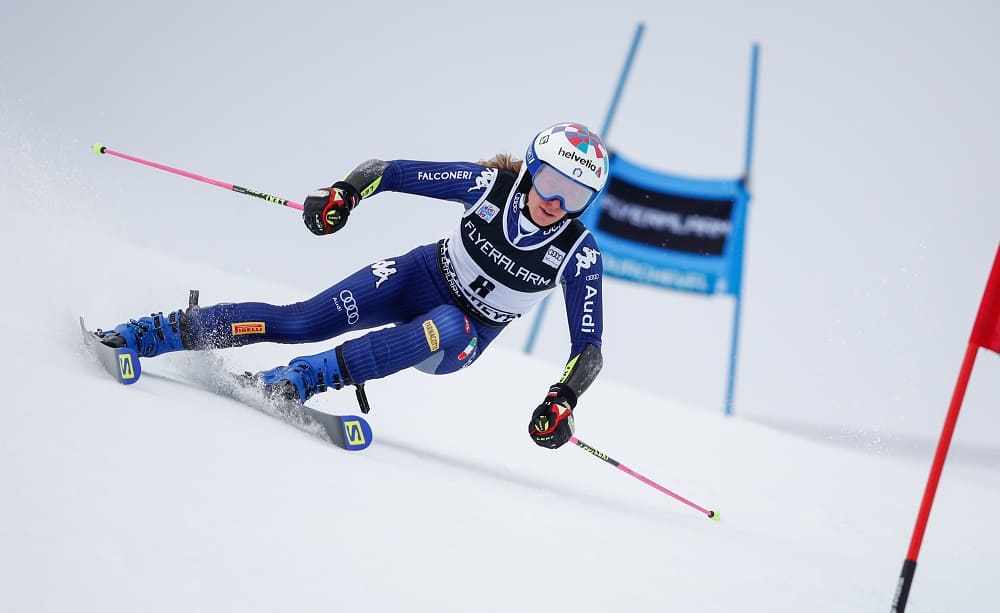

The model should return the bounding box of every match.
[556,343,603,399]
[341,159,391,200]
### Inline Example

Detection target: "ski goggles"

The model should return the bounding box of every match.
[530,163,597,214]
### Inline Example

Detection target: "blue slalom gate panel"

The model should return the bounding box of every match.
[580,152,750,297]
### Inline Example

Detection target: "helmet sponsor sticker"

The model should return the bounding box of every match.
[232,321,266,335]
[552,123,607,159]
[557,146,602,178]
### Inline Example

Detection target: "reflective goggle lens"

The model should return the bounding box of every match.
[531,164,596,213]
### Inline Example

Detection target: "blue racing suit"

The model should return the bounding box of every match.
[187,159,605,396]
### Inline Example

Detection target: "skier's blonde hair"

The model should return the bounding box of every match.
[477,153,521,174]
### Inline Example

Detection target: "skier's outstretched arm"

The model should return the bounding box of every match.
[301,159,501,235]
[528,238,605,450]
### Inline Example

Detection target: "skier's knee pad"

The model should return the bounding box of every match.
[413,305,480,375]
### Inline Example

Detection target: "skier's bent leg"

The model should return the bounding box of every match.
[259,305,489,402]
[253,345,353,403]
[340,304,485,381]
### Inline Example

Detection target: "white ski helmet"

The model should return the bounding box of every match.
[524,122,609,217]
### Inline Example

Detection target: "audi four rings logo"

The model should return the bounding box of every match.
[340,290,359,325]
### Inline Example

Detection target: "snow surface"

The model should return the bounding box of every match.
[4,196,999,612]
[2,1,999,611]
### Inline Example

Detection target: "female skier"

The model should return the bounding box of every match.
[98,122,608,450]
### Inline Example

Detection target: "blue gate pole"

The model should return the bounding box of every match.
[743,44,760,179]
[524,22,645,355]
[724,43,760,416]
[600,22,645,144]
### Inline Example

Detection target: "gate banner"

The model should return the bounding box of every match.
[581,151,750,296]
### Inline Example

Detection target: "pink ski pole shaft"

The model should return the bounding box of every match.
[570,436,719,520]
[92,143,303,211]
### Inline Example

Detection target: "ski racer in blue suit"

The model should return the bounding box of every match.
[98,122,609,449]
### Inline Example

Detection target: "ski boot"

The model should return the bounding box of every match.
[249,349,349,404]
[98,310,188,358]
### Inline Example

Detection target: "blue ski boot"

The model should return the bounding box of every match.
[98,310,188,358]
[253,349,349,404]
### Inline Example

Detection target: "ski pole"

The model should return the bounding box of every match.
[570,436,719,520]
[91,143,303,211]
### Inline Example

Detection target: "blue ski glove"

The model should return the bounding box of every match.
[528,383,578,449]
[303,181,360,235]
